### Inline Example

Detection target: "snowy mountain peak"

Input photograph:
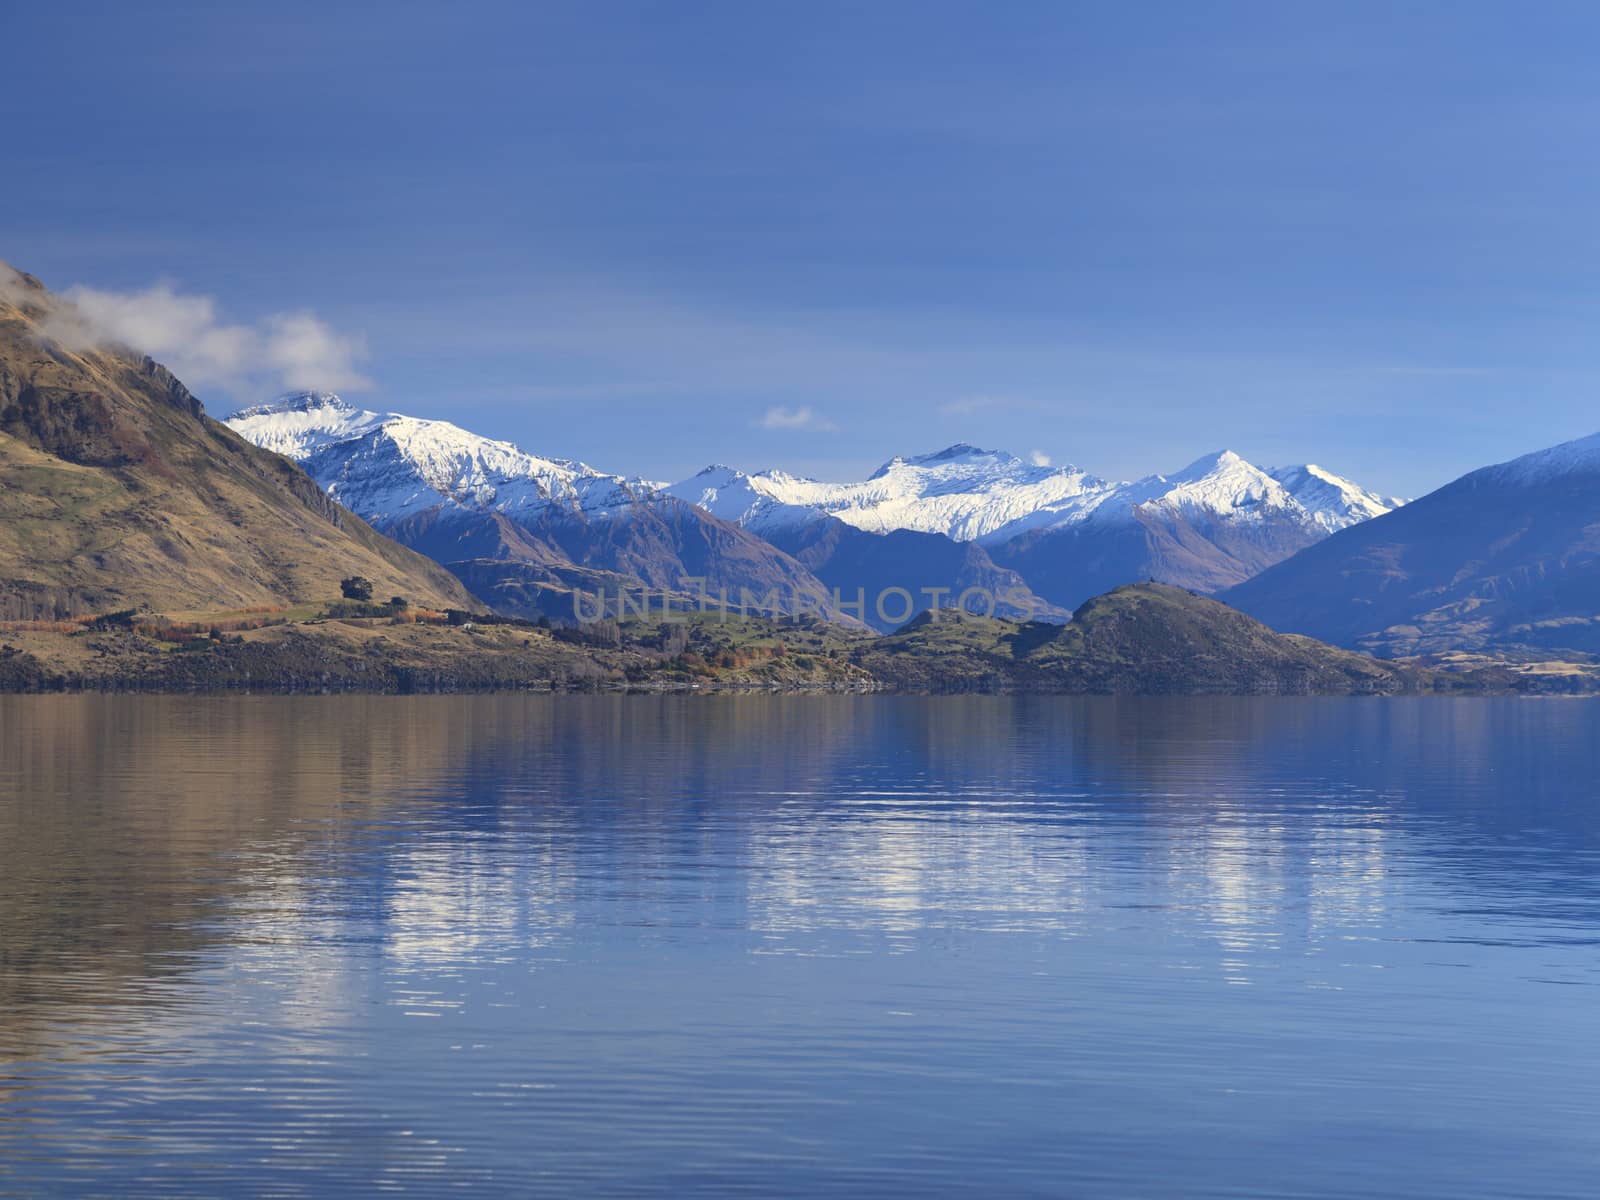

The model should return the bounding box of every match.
[1098,451,1293,527]
[1267,463,1406,531]
[897,443,1000,467]
[227,391,1405,567]
[229,390,354,417]
[869,444,1023,481]
[225,391,387,459]
[1487,430,1600,485]
[1166,449,1251,480]
[225,397,655,524]
[669,444,1402,544]
[664,464,821,533]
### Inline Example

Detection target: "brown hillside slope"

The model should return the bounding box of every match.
[0,264,472,617]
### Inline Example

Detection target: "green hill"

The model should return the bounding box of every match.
[854,583,1443,694]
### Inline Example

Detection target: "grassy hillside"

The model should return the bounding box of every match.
[853,584,1455,694]
[1,583,1541,694]
[0,265,472,617]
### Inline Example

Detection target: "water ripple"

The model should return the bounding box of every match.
[1,695,1599,1196]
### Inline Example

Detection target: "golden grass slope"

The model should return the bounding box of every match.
[0,265,473,617]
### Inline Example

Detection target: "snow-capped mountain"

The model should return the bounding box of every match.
[669,447,1112,542]
[228,392,654,524]
[1267,464,1405,532]
[1228,428,1600,656]
[229,394,1402,623]
[667,444,1401,609]
[668,445,1400,547]
[225,393,844,621]
[227,392,387,459]
[1479,429,1600,486]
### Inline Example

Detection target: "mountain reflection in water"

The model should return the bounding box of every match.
[2,695,1598,1197]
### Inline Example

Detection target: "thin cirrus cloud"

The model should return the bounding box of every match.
[757,405,838,433]
[27,273,371,396]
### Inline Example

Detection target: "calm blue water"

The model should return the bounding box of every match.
[1,695,1598,1197]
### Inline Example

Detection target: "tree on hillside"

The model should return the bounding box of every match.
[340,576,374,601]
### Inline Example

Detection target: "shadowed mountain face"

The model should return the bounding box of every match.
[226,394,848,622]
[1225,433,1600,656]
[0,266,472,618]
[758,514,1066,631]
[988,496,1328,612]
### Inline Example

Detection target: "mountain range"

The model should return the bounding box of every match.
[672,446,1401,612]
[226,392,853,624]
[1227,432,1600,657]
[670,445,1398,543]
[4,259,1599,691]
[227,393,1402,626]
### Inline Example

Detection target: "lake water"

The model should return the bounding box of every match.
[1,695,1598,1197]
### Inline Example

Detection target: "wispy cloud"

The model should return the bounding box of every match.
[257,310,370,391]
[758,405,838,432]
[1028,449,1052,467]
[8,269,370,395]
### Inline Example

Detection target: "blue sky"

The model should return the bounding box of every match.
[8,1,1600,495]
